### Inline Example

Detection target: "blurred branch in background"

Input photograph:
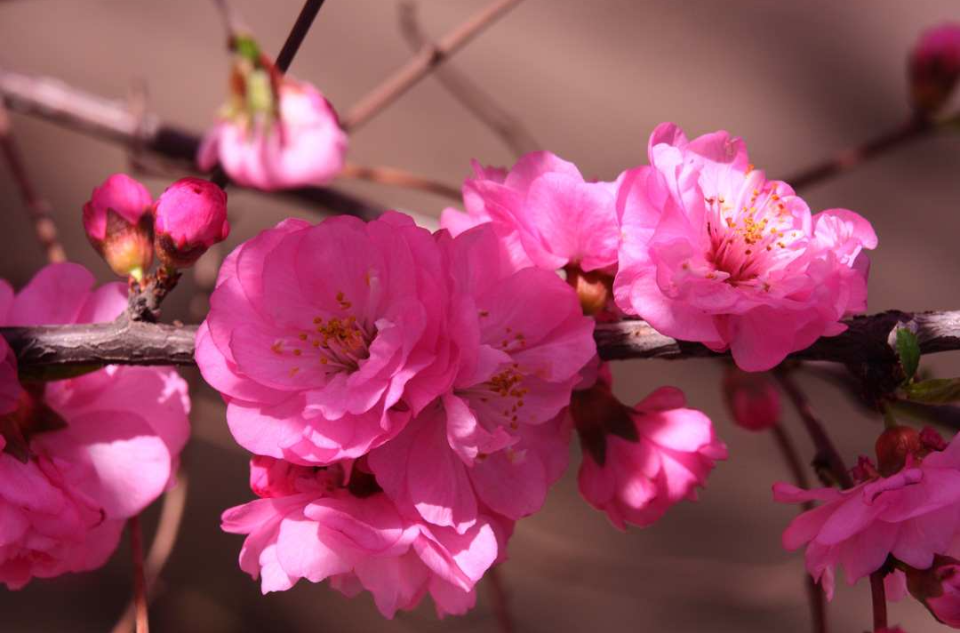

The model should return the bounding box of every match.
[0,103,66,263]
[342,0,526,131]
[341,162,461,200]
[398,0,539,157]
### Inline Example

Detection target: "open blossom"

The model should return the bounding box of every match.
[440,153,620,274]
[614,123,877,371]
[196,213,450,465]
[367,224,594,533]
[574,365,727,529]
[910,23,960,114]
[0,263,190,589]
[154,177,230,268]
[198,77,347,191]
[82,173,154,278]
[222,456,503,618]
[774,427,960,600]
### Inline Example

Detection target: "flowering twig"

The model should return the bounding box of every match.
[397,0,538,157]
[870,571,888,631]
[774,370,854,489]
[0,68,383,218]
[0,104,66,264]
[784,116,933,191]
[341,0,525,131]
[340,162,461,200]
[128,515,150,633]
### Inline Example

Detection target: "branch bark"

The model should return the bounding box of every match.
[3,309,959,370]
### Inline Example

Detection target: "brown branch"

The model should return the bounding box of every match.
[870,571,888,632]
[340,162,461,200]
[397,1,538,157]
[128,515,150,633]
[3,310,959,370]
[0,104,66,263]
[486,565,515,633]
[341,0,525,131]
[0,67,383,219]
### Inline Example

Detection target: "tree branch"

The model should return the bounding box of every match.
[3,310,959,370]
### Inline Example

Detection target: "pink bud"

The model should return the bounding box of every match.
[721,368,780,432]
[82,174,154,278]
[153,177,230,269]
[909,23,960,115]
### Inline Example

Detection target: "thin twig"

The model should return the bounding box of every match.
[211,0,246,41]
[774,370,853,489]
[487,565,515,633]
[870,571,888,632]
[340,162,461,200]
[397,0,538,157]
[785,117,933,191]
[275,0,326,73]
[4,309,960,370]
[771,424,826,633]
[111,475,189,633]
[0,104,65,263]
[129,515,150,633]
[342,0,525,131]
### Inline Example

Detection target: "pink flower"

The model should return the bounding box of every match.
[366,224,594,532]
[774,428,960,600]
[722,368,781,432]
[198,78,347,191]
[440,153,620,274]
[154,177,230,269]
[0,263,190,589]
[574,366,727,529]
[910,23,960,114]
[196,213,450,465]
[614,123,877,371]
[221,457,502,618]
[82,173,154,277]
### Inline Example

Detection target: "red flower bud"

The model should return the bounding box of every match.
[721,368,780,432]
[82,174,154,278]
[153,178,230,269]
[909,23,960,115]
[875,425,921,477]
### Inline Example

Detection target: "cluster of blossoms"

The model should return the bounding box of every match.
[0,264,190,588]
[196,120,881,618]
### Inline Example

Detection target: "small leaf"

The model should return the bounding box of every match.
[896,327,921,382]
[233,35,261,63]
[903,378,960,404]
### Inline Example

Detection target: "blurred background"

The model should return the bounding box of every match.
[2,0,960,631]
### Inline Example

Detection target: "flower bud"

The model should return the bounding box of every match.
[906,556,960,627]
[909,23,960,115]
[82,174,154,279]
[875,425,921,477]
[721,368,780,432]
[153,177,230,269]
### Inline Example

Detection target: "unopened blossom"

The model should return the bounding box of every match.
[901,555,960,627]
[367,224,594,532]
[82,173,154,278]
[198,71,347,190]
[221,456,503,618]
[196,213,450,465]
[574,364,727,529]
[909,23,960,114]
[0,263,190,589]
[722,367,780,432]
[440,153,620,275]
[154,177,230,269]
[614,123,877,371]
[774,426,960,600]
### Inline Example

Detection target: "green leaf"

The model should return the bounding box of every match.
[903,378,960,404]
[896,327,921,382]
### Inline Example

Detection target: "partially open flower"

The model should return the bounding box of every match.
[82,173,154,279]
[905,555,960,627]
[154,177,230,269]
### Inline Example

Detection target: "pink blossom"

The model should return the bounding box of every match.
[0,263,190,589]
[910,23,960,114]
[366,224,594,532]
[614,123,877,371]
[774,429,960,600]
[196,213,450,465]
[198,78,347,191]
[154,177,230,268]
[82,173,154,277]
[440,153,620,273]
[722,368,781,431]
[221,457,502,618]
[574,366,727,529]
